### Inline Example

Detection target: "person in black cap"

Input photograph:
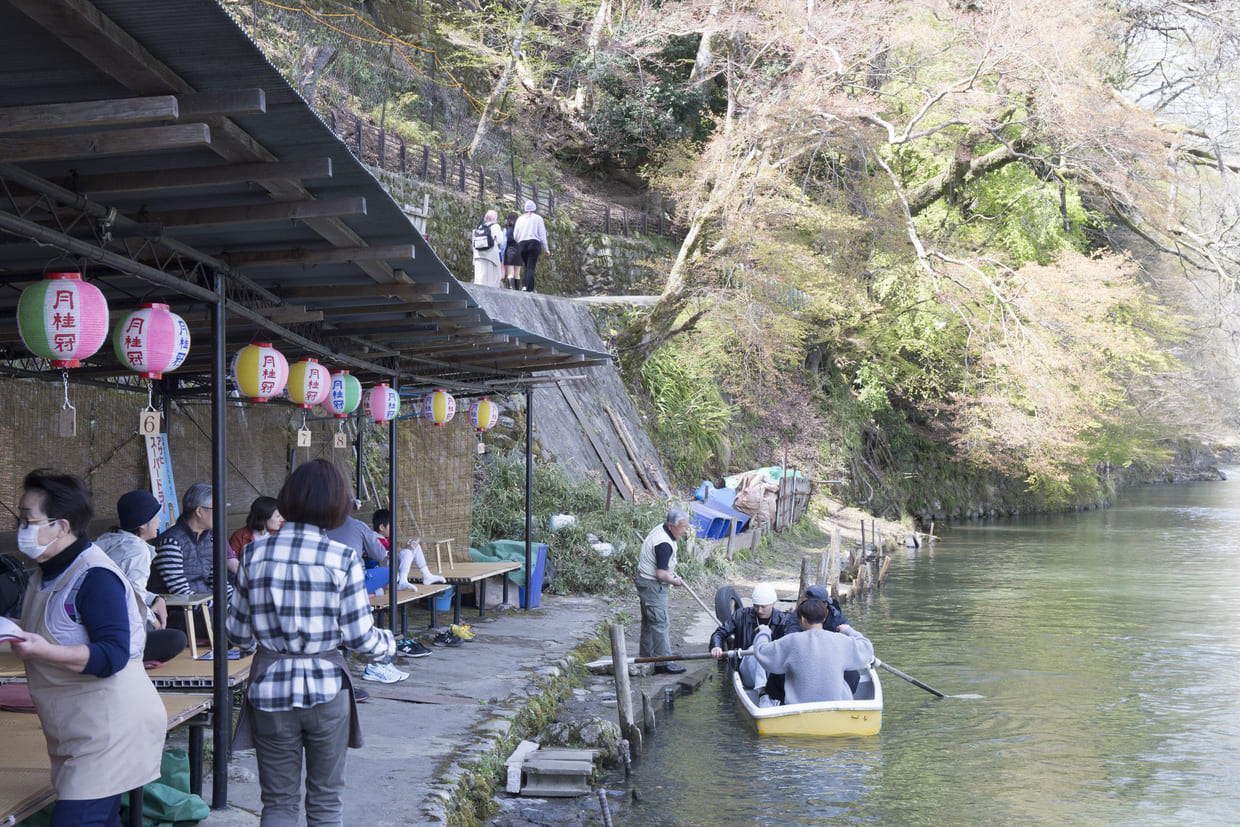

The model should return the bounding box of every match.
[803,583,860,693]
[94,490,188,662]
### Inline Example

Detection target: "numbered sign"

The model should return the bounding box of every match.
[333,432,347,449]
[297,428,312,447]
[139,410,161,436]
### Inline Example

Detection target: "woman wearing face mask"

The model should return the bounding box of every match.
[10,469,165,827]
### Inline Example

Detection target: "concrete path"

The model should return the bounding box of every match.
[196,594,612,826]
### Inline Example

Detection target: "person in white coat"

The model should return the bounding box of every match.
[471,209,504,287]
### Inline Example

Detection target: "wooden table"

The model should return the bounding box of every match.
[0,693,212,826]
[416,561,521,625]
[368,582,450,635]
[1,649,252,689]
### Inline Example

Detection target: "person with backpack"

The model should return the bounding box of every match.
[471,209,503,287]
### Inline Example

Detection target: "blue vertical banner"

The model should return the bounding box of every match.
[144,433,179,529]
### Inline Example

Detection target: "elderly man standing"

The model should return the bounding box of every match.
[635,507,691,674]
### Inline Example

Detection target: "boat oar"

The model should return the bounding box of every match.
[680,581,721,624]
[629,649,753,665]
[873,657,946,698]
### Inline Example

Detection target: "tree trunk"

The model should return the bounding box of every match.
[468,0,538,160]
[572,0,612,111]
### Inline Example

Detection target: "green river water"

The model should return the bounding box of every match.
[604,477,1240,826]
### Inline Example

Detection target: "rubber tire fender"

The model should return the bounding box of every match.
[714,585,743,625]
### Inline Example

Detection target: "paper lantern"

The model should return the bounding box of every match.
[322,370,362,418]
[422,389,455,426]
[232,342,288,402]
[112,303,191,379]
[288,358,331,408]
[18,272,110,368]
[366,383,401,424]
[469,398,499,432]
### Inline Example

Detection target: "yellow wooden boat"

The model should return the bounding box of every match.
[731,664,883,736]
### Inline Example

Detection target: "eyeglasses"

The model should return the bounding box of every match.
[15,516,55,530]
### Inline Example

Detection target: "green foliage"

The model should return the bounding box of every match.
[639,346,732,485]
[471,453,666,593]
[576,35,725,169]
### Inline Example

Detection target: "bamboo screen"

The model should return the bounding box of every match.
[394,414,474,562]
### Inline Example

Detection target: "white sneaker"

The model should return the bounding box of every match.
[362,663,400,684]
[421,570,447,585]
[396,580,419,592]
[382,662,410,681]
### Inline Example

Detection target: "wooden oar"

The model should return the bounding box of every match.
[873,658,946,698]
[629,649,753,664]
[680,581,721,624]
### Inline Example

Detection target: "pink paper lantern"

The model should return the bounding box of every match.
[322,371,362,418]
[422,389,455,426]
[232,342,288,402]
[469,398,499,432]
[366,383,401,424]
[112,303,191,379]
[18,272,110,368]
[288,358,331,408]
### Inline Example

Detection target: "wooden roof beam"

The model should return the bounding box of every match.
[281,283,449,301]
[71,157,332,195]
[0,94,179,133]
[0,123,211,162]
[226,243,413,267]
[149,197,365,229]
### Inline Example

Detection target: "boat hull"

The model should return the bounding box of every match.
[732,665,883,736]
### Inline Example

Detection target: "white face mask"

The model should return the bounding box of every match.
[16,522,54,560]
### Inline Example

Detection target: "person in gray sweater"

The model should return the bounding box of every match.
[751,598,874,705]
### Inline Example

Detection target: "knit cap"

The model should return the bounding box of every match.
[117,489,161,532]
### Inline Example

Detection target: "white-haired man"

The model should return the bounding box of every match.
[635,507,690,673]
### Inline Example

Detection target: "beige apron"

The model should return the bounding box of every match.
[22,549,165,799]
[232,645,362,750]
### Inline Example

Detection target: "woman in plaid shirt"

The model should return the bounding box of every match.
[227,459,395,825]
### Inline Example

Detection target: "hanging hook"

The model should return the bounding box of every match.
[61,372,75,411]
[301,410,308,430]
[146,381,158,412]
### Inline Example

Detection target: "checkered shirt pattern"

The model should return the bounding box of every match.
[226,522,395,711]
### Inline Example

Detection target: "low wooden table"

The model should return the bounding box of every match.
[145,650,253,689]
[0,693,212,826]
[368,582,450,635]
[416,561,521,625]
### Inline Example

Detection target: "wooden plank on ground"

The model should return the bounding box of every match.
[603,403,654,493]
[557,381,629,500]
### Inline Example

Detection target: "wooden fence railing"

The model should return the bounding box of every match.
[324,109,680,240]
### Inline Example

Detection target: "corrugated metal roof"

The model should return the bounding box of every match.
[0,0,612,396]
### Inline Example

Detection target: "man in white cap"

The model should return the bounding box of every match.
[512,199,549,292]
[709,583,800,692]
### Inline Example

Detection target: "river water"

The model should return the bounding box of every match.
[605,477,1240,826]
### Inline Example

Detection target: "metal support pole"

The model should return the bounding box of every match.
[355,422,364,504]
[524,386,533,610]
[387,409,398,631]
[210,271,229,809]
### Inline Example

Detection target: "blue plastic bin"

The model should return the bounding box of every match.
[432,586,454,612]
[691,500,752,539]
[517,543,548,608]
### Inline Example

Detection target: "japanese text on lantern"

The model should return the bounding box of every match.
[53,333,77,353]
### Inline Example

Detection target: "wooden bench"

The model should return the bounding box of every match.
[368,582,451,635]
[0,693,212,827]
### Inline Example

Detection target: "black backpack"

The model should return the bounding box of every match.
[472,221,495,251]
[0,553,29,618]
